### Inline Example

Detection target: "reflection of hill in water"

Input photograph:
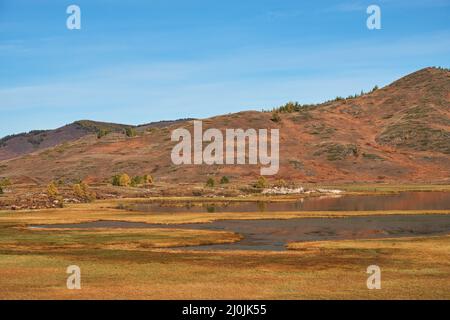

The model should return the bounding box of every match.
[127,192,450,213]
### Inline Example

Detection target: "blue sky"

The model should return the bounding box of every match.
[1,0,449,137]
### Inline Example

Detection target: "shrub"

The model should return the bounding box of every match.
[144,175,153,184]
[124,127,136,137]
[119,174,131,186]
[269,101,315,114]
[131,176,146,187]
[73,183,96,202]
[254,176,268,189]
[130,176,142,187]
[129,175,154,187]
[111,175,120,186]
[47,181,59,198]
[0,178,11,187]
[271,112,281,123]
[72,183,83,197]
[112,173,131,187]
[220,176,230,184]
[275,101,301,113]
[97,129,110,139]
[274,179,287,187]
[0,178,10,194]
[206,178,215,188]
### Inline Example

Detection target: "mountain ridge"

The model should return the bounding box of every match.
[0,118,194,161]
[1,67,449,185]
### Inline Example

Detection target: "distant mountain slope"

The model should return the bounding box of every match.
[0,119,194,161]
[1,67,449,185]
[0,121,131,161]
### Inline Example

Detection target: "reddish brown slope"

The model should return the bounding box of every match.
[0,121,133,161]
[0,67,449,185]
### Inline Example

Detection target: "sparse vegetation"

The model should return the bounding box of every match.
[263,85,379,115]
[306,123,336,138]
[362,153,385,161]
[112,173,131,187]
[314,143,359,161]
[46,181,64,207]
[268,90,371,116]
[97,128,110,139]
[129,175,153,187]
[130,176,144,187]
[144,175,153,184]
[0,178,11,188]
[73,182,96,202]
[270,112,281,123]
[46,181,59,198]
[124,127,137,137]
[269,101,317,114]
[206,177,215,188]
[292,110,314,122]
[254,176,268,189]
[273,101,302,113]
[0,130,46,146]
[27,135,44,146]
[274,179,287,187]
[378,122,450,154]
[220,176,230,184]
[74,120,131,135]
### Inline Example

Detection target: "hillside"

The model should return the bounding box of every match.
[0,119,193,161]
[1,67,449,186]
[0,121,132,161]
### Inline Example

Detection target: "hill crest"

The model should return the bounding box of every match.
[1,67,449,185]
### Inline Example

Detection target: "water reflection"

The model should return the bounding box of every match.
[32,215,450,251]
[128,192,450,213]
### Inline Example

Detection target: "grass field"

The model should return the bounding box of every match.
[1,234,449,299]
[0,194,449,299]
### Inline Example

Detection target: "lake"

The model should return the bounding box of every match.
[126,191,450,213]
[31,191,450,251]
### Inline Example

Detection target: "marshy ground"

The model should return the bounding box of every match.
[1,186,450,299]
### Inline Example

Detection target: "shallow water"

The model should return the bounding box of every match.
[127,192,450,213]
[33,214,450,251]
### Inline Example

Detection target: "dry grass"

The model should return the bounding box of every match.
[0,234,449,299]
[0,227,241,252]
[0,198,449,299]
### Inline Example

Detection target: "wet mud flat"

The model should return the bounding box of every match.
[32,214,450,251]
